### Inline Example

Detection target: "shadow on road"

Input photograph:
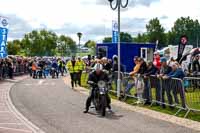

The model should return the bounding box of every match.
[87,110,123,120]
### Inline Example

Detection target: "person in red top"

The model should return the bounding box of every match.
[153,52,161,70]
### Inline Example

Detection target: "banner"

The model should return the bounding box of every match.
[112,20,118,43]
[177,35,188,62]
[0,16,9,58]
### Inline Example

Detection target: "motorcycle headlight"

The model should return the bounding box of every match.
[98,80,106,88]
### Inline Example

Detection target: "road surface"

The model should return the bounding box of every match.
[10,78,198,133]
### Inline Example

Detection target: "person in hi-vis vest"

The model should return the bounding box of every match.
[77,56,86,86]
[67,56,79,89]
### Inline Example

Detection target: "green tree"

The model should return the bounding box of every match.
[133,33,149,43]
[84,40,91,47]
[84,40,96,48]
[102,32,133,43]
[170,17,200,46]
[21,29,58,56]
[120,32,133,42]
[166,31,176,45]
[84,40,96,55]
[7,40,21,55]
[57,35,76,56]
[146,18,166,48]
[103,37,112,43]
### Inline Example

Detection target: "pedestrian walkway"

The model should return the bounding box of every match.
[0,76,44,133]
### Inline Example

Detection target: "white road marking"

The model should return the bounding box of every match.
[0,126,32,133]
[0,111,10,113]
[6,78,46,133]
[0,123,23,125]
[38,80,45,85]
[51,82,55,86]
[24,84,32,86]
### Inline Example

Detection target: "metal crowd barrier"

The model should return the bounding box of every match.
[0,65,3,80]
[182,77,200,117]
[81,70,200,118]
[0,64,29,80]
[122,74,200,118]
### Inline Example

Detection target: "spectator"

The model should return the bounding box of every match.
[51,60,59,78]
[189,55,200,75]
[143,61,158,105]
[153,52,161,70]
[166,63,185,79]
[7,58,13,79]
[102,57,112,72]
[58,59,64,76]
[32,61,37,79]
[168,57,176,67]
[112,56,124,72]
[163,63,186,108]
[0,59,3,80]
[135,58,147,104]
[125,57,140,94]
[157,57,172,108]
[112,56,124,92]
[138,58,147,75]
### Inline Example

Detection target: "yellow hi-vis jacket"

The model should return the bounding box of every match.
[66,61,79,73]
[77,60,86,71]
[58,60,64,67]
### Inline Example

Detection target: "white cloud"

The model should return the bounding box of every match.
[0,0,200,42]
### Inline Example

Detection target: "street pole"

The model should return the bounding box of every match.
[79,38,81,55]
[77,32,82,56]
[108,0,128,99]
[117,0,121,99]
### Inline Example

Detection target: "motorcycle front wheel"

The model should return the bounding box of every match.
[100,95,107,116]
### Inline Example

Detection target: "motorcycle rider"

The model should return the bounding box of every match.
[83,63,112,113]
[51,60,59,78]
[58,59,65,76]
[38,60,46,78]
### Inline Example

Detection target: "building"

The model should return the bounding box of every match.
[96,42,156,72]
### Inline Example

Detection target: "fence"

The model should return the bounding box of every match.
[81,71,200,118]
[0,64,29,80]
[182,77,200,117]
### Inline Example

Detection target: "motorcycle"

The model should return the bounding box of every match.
[36,67,43,79]
[51,68,56,79]
[88,80,109,116]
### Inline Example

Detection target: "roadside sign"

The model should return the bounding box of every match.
[112,20,118,43]
[0,16,8,58]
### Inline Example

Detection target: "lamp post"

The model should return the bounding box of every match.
[77,32,83,55]
[108,0,129,99]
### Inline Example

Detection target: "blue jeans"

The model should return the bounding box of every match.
[143,79,151,102]
[125,83,134,94]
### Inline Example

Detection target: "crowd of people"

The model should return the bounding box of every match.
[68,52,199,109]
[29,57,68,79]
[0,56,29,80]
[1,52,199,109]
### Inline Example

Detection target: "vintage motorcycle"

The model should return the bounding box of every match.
[88,80,109,116]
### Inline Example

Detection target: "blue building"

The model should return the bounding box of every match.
[96,42,156,72]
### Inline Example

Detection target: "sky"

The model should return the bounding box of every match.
[0,0,200,44]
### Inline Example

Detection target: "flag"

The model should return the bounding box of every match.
[112,20,118,43]
[0,16,9,58]
[177,35,188,62]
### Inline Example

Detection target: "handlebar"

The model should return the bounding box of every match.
[87,81,111,86]
[87,81,96,85]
